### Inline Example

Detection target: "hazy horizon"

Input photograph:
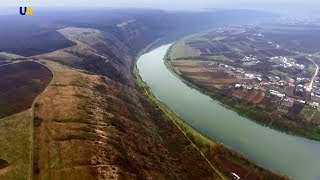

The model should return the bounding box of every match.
[1,0,320,17]
[3,0,320,7]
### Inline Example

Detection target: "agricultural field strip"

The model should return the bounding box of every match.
[183,30,317,91]
[25,60,55,180]
[185,31,297,60]
[0,59,53,179]
[0,59,56,179]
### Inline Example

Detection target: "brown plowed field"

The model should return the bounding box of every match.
[233,89,248,99]
[228,89,265,104]
[172,60,246,85]
[251,91,266,104]
[244,90,259,102]
[0,61,53,118]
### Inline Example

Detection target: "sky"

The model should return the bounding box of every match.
[2,0,319,9]
[1,0,320,16]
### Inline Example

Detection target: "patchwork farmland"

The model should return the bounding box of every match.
[166,25,320,141]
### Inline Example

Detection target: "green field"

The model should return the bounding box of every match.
[0,110,32,179]
[300,107,320,122]
[166,41,200,60]
[270,69,289,77]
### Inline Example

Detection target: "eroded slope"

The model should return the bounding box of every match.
[32,60,219,179]
[40,28,134,86]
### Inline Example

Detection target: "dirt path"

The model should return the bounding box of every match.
[0,166,13,177]
[142,87,226,180]
[28,60,55,180]
[0,61,21,67]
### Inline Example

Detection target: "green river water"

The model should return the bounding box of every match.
[137,44,320,180]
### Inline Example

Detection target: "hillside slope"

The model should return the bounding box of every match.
[30,26,285,179]
[0,9,285,179]
[33,55,219,179]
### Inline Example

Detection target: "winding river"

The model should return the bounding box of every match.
[137,44,320,180]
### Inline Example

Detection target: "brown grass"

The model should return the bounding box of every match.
[33,59,219,179]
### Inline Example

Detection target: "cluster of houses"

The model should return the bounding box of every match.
[295,84,305,96]
[234,83,261,91]
[217,63,238,72]
[216,63,263,81]
[231,74,320,111]
[293,76,320,108]
[269,56,305,70]
[311,78,320,107]
[241,56,260,66]
[261,76,287,86]
[277,97,295,114]
[277,96,319,114]
[269,89,286,99]
[217,56,320,111]
[273,90,320,114]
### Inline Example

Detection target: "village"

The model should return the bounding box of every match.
[224,53,319,123]
[170,26,320,123]
[220,59,320,114]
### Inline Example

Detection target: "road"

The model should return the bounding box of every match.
[306,57,319,91]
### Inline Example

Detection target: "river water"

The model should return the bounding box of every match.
[137,44,320,180]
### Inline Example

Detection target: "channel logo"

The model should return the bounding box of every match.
[20,7,33,16]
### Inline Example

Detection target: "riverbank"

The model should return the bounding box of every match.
[134,42,288,179]
[133,41,215,147]
[165,41,320,142]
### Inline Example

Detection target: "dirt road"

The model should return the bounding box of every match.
[307,57,319,91]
